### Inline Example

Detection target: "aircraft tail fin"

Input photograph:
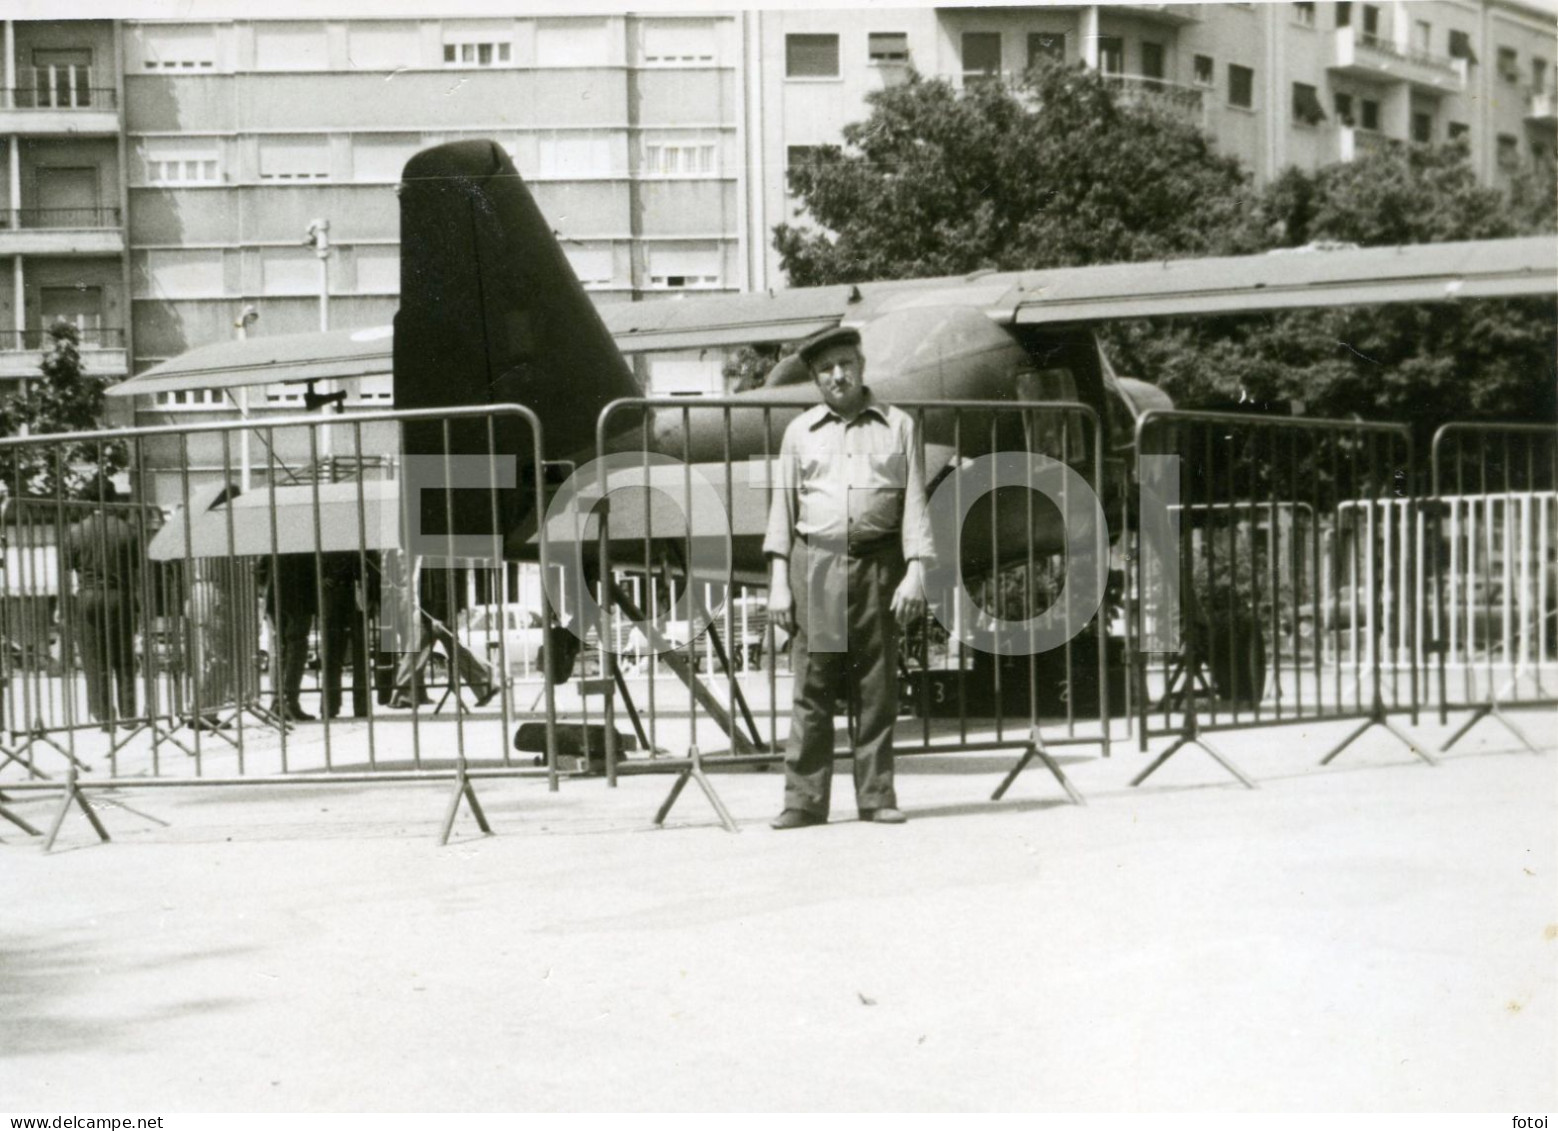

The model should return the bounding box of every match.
[395,140,638,539]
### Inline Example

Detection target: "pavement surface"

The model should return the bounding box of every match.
[1,710,1554,1112]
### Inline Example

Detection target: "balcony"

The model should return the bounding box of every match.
[1329,26,1467,94]
[1527,84,1557,127]
[1338,125,1397,162]
[1102,73,1206,127]
[0,208,124,255]
[1114,4,1203,25]
[0,328,128,379]
[0,68,120,135]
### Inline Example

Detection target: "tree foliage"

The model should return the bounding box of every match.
[778,71,1556,430]
[775,65,1259,285]
[0,321,127,499]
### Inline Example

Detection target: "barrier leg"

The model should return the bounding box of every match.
[1319,704,1436,768]
[0,740,48,780]
[42,765,110,852]
[652,747,739,833]
[1132,721,1257,790]
[437,758,492,846]
[0,792,42,837]
[1441,703,1544,756]
[992,728,1086,805]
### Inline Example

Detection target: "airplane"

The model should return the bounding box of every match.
[110,139,1557,654]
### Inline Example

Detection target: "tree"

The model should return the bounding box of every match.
[1108,143,1556,431]
[780,78,1555,433]
[0,321,127,499]
[775,64,1260,286]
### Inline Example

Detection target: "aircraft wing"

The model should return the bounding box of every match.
[1010,237,1557,325]
[106,325,393,398]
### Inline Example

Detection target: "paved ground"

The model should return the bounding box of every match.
[1,710,1554,1112]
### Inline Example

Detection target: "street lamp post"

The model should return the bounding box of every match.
[304,219,334,459]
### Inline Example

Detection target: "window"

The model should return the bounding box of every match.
[1334,91,1354,125]
[869,33,909,65]
[535,19,608,67]
[1447,121,1470,142]
[1360,98,1379,130]
[537,135,612,177]
[347,22,422,69]
[1292,82,1326,125]
[155,389,224,409]
[785,34,839,78]
[1028,32,1065,70]
[1097,36,1123,76]
[1448,30,1478,66]
[1497,46,1519,81]
[30,49,93,107]
[1496,133,1520,168]
[647,244,721,289]
[144,145,220,185]
[642,20,717,66]
[562,245,614,286]
[643,141,716,177]
[352,135,421,182]
[1294,2,1316,27]
[1533,58,1549,92]
[355,247,399,293]
[261,249,322,296]
[1335,1,1352,28]
[1141,42,1165,86]
[1411,111,1432,142]
[1361,5,1381,39]
[254,23,329,71]
[962,32,1003,81]
[1228,64,1254,108]
[785,145,820,195]
[1533,140,1551,165]
[1413,21,1431,53]
[1193,54,1214,86]
[41,286,103,338]
[139,25,216,70]
[443,39,512,67]
[259,136,330,182]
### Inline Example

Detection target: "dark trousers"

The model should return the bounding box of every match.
[270,608,312,709]
[320,582,370,717]
[78,588,136,723]
[784,538,903,816]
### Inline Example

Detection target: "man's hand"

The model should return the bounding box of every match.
[891,561,927,630]
[768,554,796,639]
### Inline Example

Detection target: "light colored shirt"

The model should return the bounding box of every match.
[762,392,935,563]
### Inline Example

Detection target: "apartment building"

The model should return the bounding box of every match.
[0,20,131,397]
[750,1,1556,287]
[0,6,1550,413]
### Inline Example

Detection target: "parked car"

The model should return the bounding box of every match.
[460,604,547,677]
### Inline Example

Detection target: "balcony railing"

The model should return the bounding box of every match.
[0,328,126,350]
[1102,73,1205,121]
[0,207,123,230]
[2,67,117,110]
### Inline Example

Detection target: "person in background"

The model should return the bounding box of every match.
[64,478,142,730]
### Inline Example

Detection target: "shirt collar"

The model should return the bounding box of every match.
[808,389,890,430]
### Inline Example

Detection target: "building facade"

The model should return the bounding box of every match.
[0,5,1551,419]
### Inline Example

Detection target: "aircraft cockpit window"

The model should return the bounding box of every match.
[1016,367,1085,459]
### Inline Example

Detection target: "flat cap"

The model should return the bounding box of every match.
[796,324,862,365]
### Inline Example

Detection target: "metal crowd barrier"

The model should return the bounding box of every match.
[577,396,1115,830]
[1429,423,1556,754]
[0,404,556,848]
[1127,410,1427,788]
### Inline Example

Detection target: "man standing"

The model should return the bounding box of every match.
[764,326,933,829]
[256,553,318,722]
[65,480,141,730]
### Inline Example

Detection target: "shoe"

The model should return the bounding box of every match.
[860,807,907,824]
[472,685,501,708]
[274,702,316,722]
[770,809,826,830]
